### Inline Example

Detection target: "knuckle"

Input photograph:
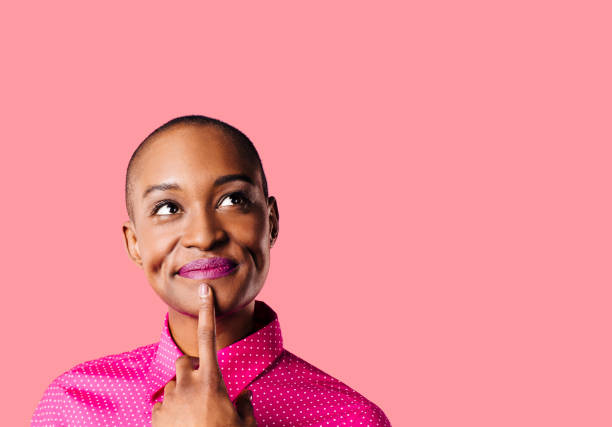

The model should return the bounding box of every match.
[198,327,215,342]
[175,355,193,372]
[175,354,189,364]
[196,371,216,389]
[164,380,176,392]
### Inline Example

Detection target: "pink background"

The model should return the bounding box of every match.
[2,1,611,426]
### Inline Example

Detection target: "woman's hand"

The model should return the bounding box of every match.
[152,283,257,426]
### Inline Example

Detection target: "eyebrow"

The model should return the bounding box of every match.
[142,174,255,199]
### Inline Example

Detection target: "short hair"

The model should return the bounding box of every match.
[125,115,268,223]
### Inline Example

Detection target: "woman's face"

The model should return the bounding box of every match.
[122,124,278,318]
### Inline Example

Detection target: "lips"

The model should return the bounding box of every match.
[177,257,239,280]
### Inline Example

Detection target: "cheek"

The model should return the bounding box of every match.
[140,232,175,275]
[229,213,269,255]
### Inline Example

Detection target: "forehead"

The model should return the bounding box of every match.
[133,124,260,195]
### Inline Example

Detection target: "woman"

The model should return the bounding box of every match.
[31,115,391,426]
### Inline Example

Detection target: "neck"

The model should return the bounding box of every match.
[167,299,256,357]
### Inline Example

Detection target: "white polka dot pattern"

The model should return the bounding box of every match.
[31,301,390,426]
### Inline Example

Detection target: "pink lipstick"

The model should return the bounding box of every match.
[177,257,238,280]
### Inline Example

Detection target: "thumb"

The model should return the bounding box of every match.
[234,389,255,422]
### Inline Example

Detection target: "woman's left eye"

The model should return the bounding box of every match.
[219,192,251,208]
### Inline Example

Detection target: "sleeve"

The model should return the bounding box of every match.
[31,378,67,427]
[314,400,392,426]
[355,404,392,426]
[343,403,392,426]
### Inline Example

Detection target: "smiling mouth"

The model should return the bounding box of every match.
[176,263,239,280]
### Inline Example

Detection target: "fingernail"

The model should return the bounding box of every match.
[199,283,209,298]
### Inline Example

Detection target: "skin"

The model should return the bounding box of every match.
[121,124,279,425]
[151,284,257,425]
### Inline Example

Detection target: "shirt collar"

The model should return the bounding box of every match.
[147,300,283,403]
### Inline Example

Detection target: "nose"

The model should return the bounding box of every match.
[181,205,227,250]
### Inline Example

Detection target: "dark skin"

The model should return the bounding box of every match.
[122,124,279,425]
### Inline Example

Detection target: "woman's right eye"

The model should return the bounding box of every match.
[153,201,181,216]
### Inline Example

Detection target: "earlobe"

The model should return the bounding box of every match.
[132,241,143,268]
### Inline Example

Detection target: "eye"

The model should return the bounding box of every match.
[218,191,251,208]
[152,200,181,216]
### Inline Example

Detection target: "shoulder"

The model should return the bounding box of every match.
[31,342,158,425]
[49,342,158,390]
[63,342,158,377]
[31,375,67,426]
[258,349,391,426]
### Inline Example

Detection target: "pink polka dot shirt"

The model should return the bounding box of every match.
[32,301,390,426]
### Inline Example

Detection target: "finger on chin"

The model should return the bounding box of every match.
[198,283,218,376]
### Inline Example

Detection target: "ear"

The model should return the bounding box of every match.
[267,196,279,247]
[122,220,143,268]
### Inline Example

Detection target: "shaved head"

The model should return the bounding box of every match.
[125,115,268,223]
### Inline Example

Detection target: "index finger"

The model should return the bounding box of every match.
[198,283,220,382]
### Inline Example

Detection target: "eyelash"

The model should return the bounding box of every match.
[151,192,251,215]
